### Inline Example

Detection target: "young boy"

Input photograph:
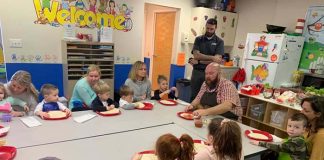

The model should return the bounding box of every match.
[251,113,308,160]
[151,75,178,100]
[91,81,119,112]
[119,85,137,110]
[35,84,71,119]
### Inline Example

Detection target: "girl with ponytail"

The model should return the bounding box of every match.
[5,70,39,114]
[132,133,195,160]
[195,118,242,160]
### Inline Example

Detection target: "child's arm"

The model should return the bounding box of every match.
[121,103,136,110]
[57,102,71,116]
[107,98,119,108]
[280,137,306,154]
[170,87,178,99]
[91,98,107,112]
[6,97,29,112]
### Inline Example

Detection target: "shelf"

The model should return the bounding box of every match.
[67,53,114,56]
[68,69,113,72]
[66,41,114,46]
[68,58,113,62]
[243,116,287,133]
[67,48,113,52]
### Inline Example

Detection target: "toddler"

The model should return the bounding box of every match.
[91,81,119,112]
[35,84,71,119]
[152,75,178,100]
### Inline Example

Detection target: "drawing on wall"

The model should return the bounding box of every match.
[33,0,133,31]
[299,6,324,71]
[10,53,59,63]
[251,63,269,82]
[251,35,269,58]
[0,21,7,83]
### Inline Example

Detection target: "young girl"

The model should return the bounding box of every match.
[119,85,136,110]
[195,118,242,160]
[152,75,178,100]
[132,133,195,160]
[0,83,29,117]
[125,61,151,102]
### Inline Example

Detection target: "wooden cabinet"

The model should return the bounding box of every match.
[240,93,302,138]
[62,41,114,97]
[189,7,238,46]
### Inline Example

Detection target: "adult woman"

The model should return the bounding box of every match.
[4,70,39,115]
[301,96,324,160]
[69,65,101,111]
[125,61,151,102]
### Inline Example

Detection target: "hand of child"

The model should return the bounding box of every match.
[164,89,171,94]
[38,111,50,119]
[23,105,29,112]
[170,87,177,91]
[250,140,260,145]
[64,108,72,116]
[106,105,115,111]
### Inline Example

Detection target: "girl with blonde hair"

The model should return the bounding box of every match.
[125,61,151,102]
[5,70,39,114]
[69,64,102,111]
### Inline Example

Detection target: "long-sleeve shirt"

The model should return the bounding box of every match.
[4,82,38,112]
[124,78,151,102]
[91,96,119,112]
[0,97,27,112]
[119,98,136,110]
[195,145,243,160]
[305,128,324,160]
[34,100,68,113]
[151,89,177,100]
[69,77,97,109]
[259,136,307,160]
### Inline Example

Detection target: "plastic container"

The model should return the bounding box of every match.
[270,110,287,128]
[249,103,266,121]
[1,114,12,122]
[176,79,191,103]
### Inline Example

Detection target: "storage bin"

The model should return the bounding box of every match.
[270,110,287,128]
[249,103,266,121]
[176,79,191,103]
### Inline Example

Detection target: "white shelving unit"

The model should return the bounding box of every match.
[62,41,114,97]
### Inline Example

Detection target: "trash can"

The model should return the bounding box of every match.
[176,78,191,103]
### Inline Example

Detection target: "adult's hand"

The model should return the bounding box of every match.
[193,109,207,117]
[212,55,222,64]
[185,104,194,112]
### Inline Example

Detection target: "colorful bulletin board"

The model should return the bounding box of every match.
[299,6,324,71]
[0,21,7,82]
[33,0,133,31]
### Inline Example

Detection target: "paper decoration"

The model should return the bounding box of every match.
[100,27,113,43]
[177,52,185,66]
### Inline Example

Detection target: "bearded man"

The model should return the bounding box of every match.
[186,63,242,121]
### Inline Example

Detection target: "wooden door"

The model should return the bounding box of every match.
[152,12,176,90]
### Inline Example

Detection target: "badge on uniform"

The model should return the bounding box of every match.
[211,43,217,46]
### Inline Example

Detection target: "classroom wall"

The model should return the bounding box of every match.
[0,0,193,94]
[232,0,324,66]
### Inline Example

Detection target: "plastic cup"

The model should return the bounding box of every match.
[194,118,203,128]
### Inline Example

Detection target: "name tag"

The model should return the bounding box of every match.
[211,43,217,46]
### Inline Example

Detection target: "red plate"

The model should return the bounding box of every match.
[138,150,155,154]
[97,109,121,116]
[136,103,153,110]
[158,99,178,106]
[0,126,8,138]
[177,112,194,120]
[245,130,273,142]
[43,111,70,120]
[193,139,208,145]
[0,146,17,160]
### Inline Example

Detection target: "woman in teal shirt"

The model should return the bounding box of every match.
[69,65,101,111]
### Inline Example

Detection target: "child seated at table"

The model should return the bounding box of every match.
[151,75,178,100]
[132,133,195,160]
[34,84,71,119]
[195,118,242,160]
[0,83,29,117]
[250,113,308,160]
[119,85,137,110]
[91,81,119,112]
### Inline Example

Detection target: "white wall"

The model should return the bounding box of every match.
[232,0,324,66]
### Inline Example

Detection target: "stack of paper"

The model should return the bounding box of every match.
[73,114,97,123]
[20,117,42,128]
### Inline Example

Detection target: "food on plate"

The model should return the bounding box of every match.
[180,112,193,119]
[276,91,296,104]
[100,108,120,114]
[134,102,145,108]
[48,111,67,118]
[160,100,175,105]
[248,132,268,140]
[140,154,158,160]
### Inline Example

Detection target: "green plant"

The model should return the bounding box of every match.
[305,86,324,96]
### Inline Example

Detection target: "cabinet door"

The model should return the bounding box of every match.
[217,11,238,46]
